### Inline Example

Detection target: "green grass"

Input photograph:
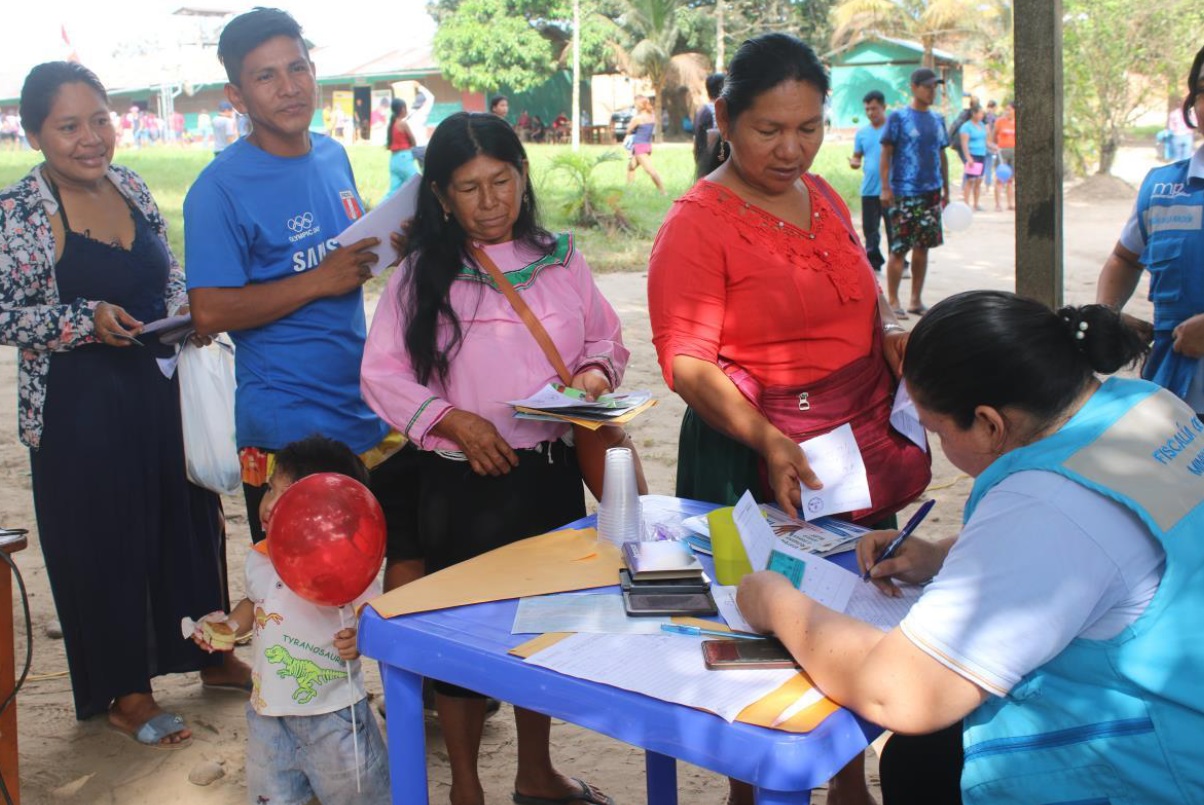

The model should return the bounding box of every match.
[0,140,864,274]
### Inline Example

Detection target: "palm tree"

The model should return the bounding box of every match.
[830,0,985,67]
[611,0,687,142]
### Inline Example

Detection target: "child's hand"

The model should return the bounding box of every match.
[190,611,238,653]
[333,628,359,662]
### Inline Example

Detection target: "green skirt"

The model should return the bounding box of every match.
[675,407,766,506]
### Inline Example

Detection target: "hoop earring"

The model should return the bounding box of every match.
[719,140,730,163]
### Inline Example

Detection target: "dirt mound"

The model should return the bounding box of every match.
[1065,173,1137,202]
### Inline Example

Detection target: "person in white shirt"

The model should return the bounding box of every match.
[735,291,1204,804]
[192,435,389,805]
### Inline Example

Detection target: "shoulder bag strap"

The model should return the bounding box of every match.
[470,245,574,386]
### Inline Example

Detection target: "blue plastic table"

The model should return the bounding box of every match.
[358,495,880,804]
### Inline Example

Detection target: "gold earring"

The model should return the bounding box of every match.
[719,140,730,162]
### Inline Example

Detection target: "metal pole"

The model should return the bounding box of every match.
[1013,0,1064,308]
[571,0,581,151]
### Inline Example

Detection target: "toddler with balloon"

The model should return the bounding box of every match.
[190,435,391,805]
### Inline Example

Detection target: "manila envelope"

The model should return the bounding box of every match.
[367,527,622,618]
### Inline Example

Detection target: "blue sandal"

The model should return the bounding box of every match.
[113,711,193,750]
[513,777,615,805]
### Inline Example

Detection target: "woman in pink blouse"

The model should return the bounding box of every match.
[362,111,625,805]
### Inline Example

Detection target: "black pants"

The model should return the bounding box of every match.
[861,195,895,271]
[879,722,964,805]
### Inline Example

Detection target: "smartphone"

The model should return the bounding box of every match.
[618,568,709,595]
[701,638,799,670]
[622,590,718,617]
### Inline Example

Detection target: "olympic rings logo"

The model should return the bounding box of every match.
[287,212,315,232]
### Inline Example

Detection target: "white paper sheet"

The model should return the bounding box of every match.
[513,594,668,635]
[141,313,192,335]
[334,175,420,275]
[798,423,873,521]
[732,490,776,572]
[525,633,798,722]
[890,382,929,452]
[711,585,754,633]
[843,582,923,631]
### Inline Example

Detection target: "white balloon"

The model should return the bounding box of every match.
[943,200,973,233]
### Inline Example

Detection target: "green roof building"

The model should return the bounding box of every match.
[825,36,965,128]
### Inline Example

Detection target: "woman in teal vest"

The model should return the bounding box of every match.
[737,290,1204,804]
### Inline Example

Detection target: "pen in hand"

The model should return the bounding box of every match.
[862,498,936,581]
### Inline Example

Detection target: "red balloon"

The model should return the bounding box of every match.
[266,473,386,607]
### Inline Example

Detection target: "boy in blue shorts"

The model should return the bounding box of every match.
[192,436,389,805]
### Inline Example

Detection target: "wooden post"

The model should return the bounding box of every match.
[1013,0,1064,308]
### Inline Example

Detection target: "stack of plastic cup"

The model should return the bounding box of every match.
[596,447,644,546]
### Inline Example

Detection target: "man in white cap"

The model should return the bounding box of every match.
[880,66,950,319]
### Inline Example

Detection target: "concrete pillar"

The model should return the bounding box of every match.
[1013,0,1064,308]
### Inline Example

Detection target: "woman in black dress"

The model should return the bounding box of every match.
[0,62,246,747]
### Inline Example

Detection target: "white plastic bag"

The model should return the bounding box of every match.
[178,338,240,495]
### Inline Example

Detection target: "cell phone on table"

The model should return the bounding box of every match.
[701,638,799,670]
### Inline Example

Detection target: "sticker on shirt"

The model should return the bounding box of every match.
[254,606,284,634]
[340,190,364,221]
[264,644,347,704]
[251,672,267,710]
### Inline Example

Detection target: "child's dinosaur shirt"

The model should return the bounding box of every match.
[245,547,380,716]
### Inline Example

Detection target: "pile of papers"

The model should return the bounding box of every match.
[508,384,657,431]
[681,505,868,558]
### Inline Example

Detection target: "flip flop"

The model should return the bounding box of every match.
[907,305,930,316]
[111,711,193,750]
[513,776,615,805]
[892,307,910,320]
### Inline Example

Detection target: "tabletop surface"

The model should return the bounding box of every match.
[359,495,878,792]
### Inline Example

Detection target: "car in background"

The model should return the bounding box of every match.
[610,106,635,142]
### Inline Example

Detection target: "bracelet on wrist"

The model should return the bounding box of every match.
[883,323,906,335]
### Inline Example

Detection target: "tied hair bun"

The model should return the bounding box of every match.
[1058,307,1091,347]
[1055,303,1149,375]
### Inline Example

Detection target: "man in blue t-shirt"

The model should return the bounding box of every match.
[184,8,422,590]
[880,67,950,319]
[849,89,894,271]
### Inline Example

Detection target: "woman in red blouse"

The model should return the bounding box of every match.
[385,97,418,199]
[648,33,931,805]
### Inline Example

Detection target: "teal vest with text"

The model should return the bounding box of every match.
[959,378,1204,804]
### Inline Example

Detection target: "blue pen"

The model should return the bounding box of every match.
[862,499,936,581]
[660,623,767,640]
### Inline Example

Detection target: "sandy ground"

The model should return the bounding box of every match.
[0,149,1158,805]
